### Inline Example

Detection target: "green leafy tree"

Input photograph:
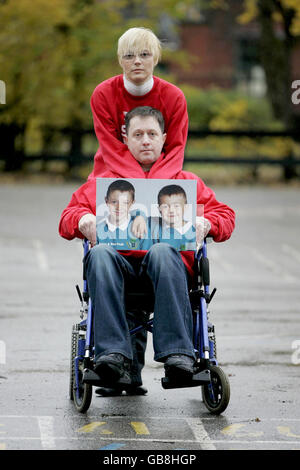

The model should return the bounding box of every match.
[0,0,191,170]
[0,0,125,169]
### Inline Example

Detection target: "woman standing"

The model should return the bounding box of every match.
[89,27,188,179]
[88,27,189,396]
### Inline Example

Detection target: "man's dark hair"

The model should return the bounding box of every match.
[125,106,165,134]
[106,179,135,201]
[157,184,187,205]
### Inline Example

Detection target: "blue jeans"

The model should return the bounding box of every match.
[84,244,195,364]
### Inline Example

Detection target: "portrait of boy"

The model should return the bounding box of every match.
[96,179,146,250]
[149,184,196,251]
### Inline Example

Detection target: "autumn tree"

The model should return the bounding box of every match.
[0,0,126,169]
[0,0,192,170]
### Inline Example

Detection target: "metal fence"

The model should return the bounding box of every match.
[186,129,300,180]
[1,128,299,180]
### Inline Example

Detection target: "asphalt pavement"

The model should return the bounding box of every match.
[0,181,300,451]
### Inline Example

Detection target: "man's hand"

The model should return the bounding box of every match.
[196,216,211,248]
[131,215,147,238]
[78,214,97,246]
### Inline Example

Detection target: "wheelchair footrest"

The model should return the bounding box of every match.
[82,368,132,388]
[161,369,211,390]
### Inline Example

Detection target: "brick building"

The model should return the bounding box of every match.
[163,2,300,101]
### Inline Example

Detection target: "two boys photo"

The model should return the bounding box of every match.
[96,178,197,251]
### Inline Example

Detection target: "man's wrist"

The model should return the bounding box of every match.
[196,216,211,239]
[78,213,95,226]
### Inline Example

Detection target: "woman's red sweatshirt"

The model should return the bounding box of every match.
[88,75,188,180]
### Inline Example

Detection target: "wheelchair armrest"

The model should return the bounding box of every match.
[195,236,212,287]
[200,256,210,286]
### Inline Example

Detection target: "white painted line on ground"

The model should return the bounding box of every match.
[0,436,210,444]
[209,248,233,273]
[37,416,56,449]
[1,416,300,449]
[186,418,216,450]
[211,440,300,445]
[3,415,300,421]
[2,415,300,421]
[32,239,49,272]
[282,243,300,264]
[250,247,297,283]
[0,436,299,447]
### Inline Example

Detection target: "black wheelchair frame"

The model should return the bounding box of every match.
[69,238,230,414]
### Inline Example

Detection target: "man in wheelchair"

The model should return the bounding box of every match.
[59,106,235,392]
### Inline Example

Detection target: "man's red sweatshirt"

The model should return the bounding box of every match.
[59,156,235,277]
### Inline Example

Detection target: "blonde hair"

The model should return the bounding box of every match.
[117,27,162,66]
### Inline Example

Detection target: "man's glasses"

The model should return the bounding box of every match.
[122,52,153,61]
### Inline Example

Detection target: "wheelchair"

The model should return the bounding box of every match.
[69,238,230,414]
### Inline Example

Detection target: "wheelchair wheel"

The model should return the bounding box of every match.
[73,376,92,413]
[70,324,92,413]
[202,365,230,415]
